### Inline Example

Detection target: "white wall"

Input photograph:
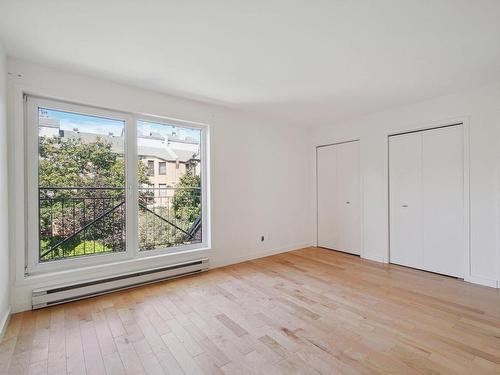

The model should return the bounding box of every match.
[312,82,500,288]
[0,45,10,334]
[7,58,313,312]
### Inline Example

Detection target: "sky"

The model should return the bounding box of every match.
[40,108,124,136]
[39,108,201,143]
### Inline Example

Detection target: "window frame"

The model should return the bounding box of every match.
[25,96,209,274]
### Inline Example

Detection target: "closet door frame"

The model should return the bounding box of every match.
[386,118,470,281]
[315,139,363,256]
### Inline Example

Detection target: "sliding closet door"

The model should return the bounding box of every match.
[317,141,360,255]
[336,141,361,254]
[389,133,423,269]
[317,145,339,250]
[422,126,464,277]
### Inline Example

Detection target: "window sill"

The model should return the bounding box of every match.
[15,246,212,288]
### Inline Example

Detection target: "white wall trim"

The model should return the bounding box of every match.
[497,130,500,290]
[0,306,11,341]
[210,243,314,269]
[361,253,387,264]
[468,275,498,288]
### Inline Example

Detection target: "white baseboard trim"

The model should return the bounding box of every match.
[210,242,314,269]
[468,274,498,288]
[11,302,30,315]
[0,306,11,341]
[361,253,387,263]
[361,255,500,289]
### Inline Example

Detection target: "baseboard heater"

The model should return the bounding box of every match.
[32,258,209,309]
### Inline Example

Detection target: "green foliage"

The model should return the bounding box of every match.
[138,206,185,250]
[39,136,124,190]
[137,161,150,185]
[137,173,201,251]
[38,135,201,259]
[39,135,149,260]
[172,173,201,224]
[39,136,150,191]
[41,237,111,262]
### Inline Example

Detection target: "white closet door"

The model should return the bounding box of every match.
[317,145,339,250]
[389,133,423,269]
[336,141,361,254]
[317,141,360,255]
[422,126,464,277]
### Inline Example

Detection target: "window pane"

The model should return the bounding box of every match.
[147,160,154,176]
[159,162,166,175]
[159,184,167,197]
[137,120,202,251]
[38,107,126,261]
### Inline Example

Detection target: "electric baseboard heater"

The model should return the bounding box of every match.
[32,258,209,309]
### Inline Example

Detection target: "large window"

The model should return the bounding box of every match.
[26,96,208,272]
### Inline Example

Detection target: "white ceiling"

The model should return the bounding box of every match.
[1,0,499,124]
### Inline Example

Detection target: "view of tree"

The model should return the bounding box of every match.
[38,136,201,261]
[172,173,201,224]
[138,171,201,251]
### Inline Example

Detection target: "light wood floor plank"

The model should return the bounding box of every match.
[1,247,500,374]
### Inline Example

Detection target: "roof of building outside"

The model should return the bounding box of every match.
[60,130,198,162]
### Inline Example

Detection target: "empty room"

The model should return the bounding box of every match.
[0,1,500,374]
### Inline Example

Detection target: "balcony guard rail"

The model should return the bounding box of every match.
[39,186,201,261]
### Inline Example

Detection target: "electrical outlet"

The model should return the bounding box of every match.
[260,233,270,243]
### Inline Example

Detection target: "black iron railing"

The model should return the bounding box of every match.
[39,186,202,262]
[39,187,126,261]
[138,187,202,251]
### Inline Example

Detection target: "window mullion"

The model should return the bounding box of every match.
[126,115,139,257]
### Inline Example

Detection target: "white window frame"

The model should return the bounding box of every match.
[25,96,209,274]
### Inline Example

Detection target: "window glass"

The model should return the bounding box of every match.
[137,120,202,251]
[159,161,166,175]
[38,108,126,261]
[147,160,154,176]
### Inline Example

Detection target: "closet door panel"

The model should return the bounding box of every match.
[336,141,361,254]
[389,133,423,269]
[317,145,339,249]
[422,126,464,277]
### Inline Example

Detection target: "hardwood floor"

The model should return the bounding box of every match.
[1,247,500,374]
